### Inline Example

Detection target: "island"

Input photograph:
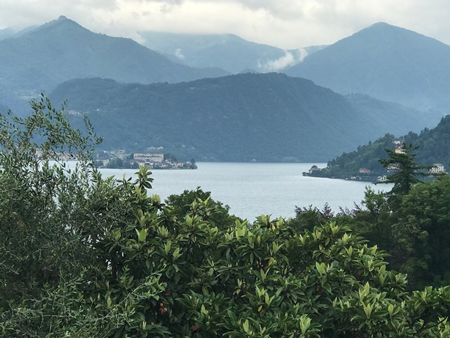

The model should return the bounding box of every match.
[95,150,197,170]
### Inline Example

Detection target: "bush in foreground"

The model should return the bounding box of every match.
[1,97,450,337]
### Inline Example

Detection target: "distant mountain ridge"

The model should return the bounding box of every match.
[0,16,228,114]
[50,73,431,162]
[285,22,450,112]
[139,31,324,73]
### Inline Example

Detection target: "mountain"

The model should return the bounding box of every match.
[49,73,431,162]
[345,93,441,132]
[139,31,324,73]
[0,28,15,40]
[0,16,228,114]
[285,22,450,112]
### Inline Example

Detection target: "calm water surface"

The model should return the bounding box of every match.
[99,162,391,221]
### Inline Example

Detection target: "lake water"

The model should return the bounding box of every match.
[98,162,392,221]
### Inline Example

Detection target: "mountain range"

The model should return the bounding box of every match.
[139,31,324,73]
[0,16,228,114]
[285,22,450,112]
[1,16,449,162]
[49,73,431,162]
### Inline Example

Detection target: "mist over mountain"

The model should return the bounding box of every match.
[285,22,450,112]
[139,31,324,74]
[50,73,430,162]
[0,16,228,114]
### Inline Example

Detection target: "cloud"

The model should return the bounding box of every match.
[0,0,118,30]
[174,48,185,60]
[0,0,450,49]
[259,48,308,72]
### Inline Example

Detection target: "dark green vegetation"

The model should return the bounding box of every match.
[285,22,450,112]
[315,115,450,179]
[295,142,450,289]
[139,31,324,74]
[377,144,432,198]
[3,97,450,337]
[104,157,139,169]
[0,16,227,114]
[50,73,429,162]
[294,171,450,291]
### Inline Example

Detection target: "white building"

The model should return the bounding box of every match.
[429,163,446,174]
[133,153,164,165]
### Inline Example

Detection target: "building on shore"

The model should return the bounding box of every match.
[133,153,164,166]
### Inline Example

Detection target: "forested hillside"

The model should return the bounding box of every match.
[50,73,430,162]
[316,114,450,178]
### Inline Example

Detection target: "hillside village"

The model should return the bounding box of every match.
[303,138,446,181]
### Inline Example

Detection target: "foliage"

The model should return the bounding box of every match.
[0,94,101,306]
[165,187,238,229]
[291,203,337,232]
[303,172,450,291]
[377,143,431,198]
[403,115,450,166]
[2,97,450,337]
[395,175,450,288]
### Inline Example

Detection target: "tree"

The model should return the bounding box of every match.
[2,97,450,337]
[345,187,394,252]
[0,94,101,305]
[377,143,430,198]
[395,174,450,288]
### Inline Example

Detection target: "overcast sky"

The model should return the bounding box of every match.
[0,0,449,49]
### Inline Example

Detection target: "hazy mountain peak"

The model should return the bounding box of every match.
[23,15,87,37]
[285,22,450,110]
[369,21,392,28]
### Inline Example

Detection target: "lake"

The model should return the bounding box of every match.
[98,162,391,221]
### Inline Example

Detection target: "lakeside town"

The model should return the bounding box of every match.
[303,139,446,182]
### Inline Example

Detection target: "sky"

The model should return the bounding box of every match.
[0,0,449,49]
